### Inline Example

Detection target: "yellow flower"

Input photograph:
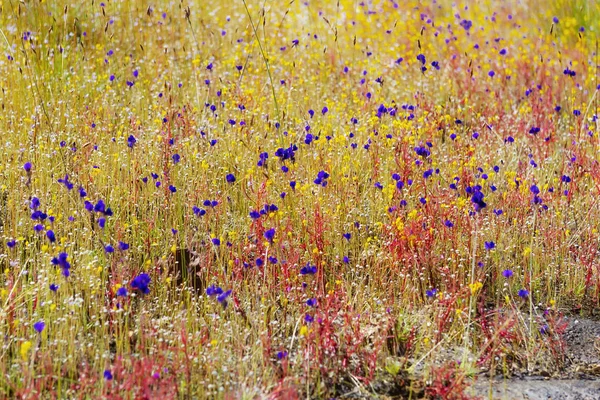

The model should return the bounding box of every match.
[20,341,32,360]
[469,281,483,295]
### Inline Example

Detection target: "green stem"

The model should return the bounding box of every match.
[241,0,281,126]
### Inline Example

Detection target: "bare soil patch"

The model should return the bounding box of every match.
[337,316,600,399]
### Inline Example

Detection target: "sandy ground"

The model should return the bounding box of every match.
[338,316,600,399]
[470,316,600,399]
[470,377,600,400]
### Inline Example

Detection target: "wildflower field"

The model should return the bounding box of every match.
[2,0,600,398]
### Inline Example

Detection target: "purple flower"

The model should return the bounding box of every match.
[51,252,71,277]
[104,370,113,380]
[6,239,16,248]
[257,152,269,167]
[314,170,330,187]
[94,200,106,214]
[226,173,236,183]
[304,133,314,145]
[426,288,437,298]
[264,228,275,242]
[471,190,487,212]
[484,241,495,250]
[30,197,40,210]
[211,238,221,246]
[118,242,129,251]
[216,290,232,306]
[127,135,136,148]
[206,285,223,296]
[49,283,59,292]
[57,174,74,190]
[33,321,45,333]
[518,289,529,298]
[130,273,151,294]
[502,269,513,278]
[300,263,317,275]
[23,162,32,172]
[46,230,56,243]
[414,146,430,158]
[444,220,454,228]
[306,298,317,307]
[116,287,128,297]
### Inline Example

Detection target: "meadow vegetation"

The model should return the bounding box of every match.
[1,0,600,398]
